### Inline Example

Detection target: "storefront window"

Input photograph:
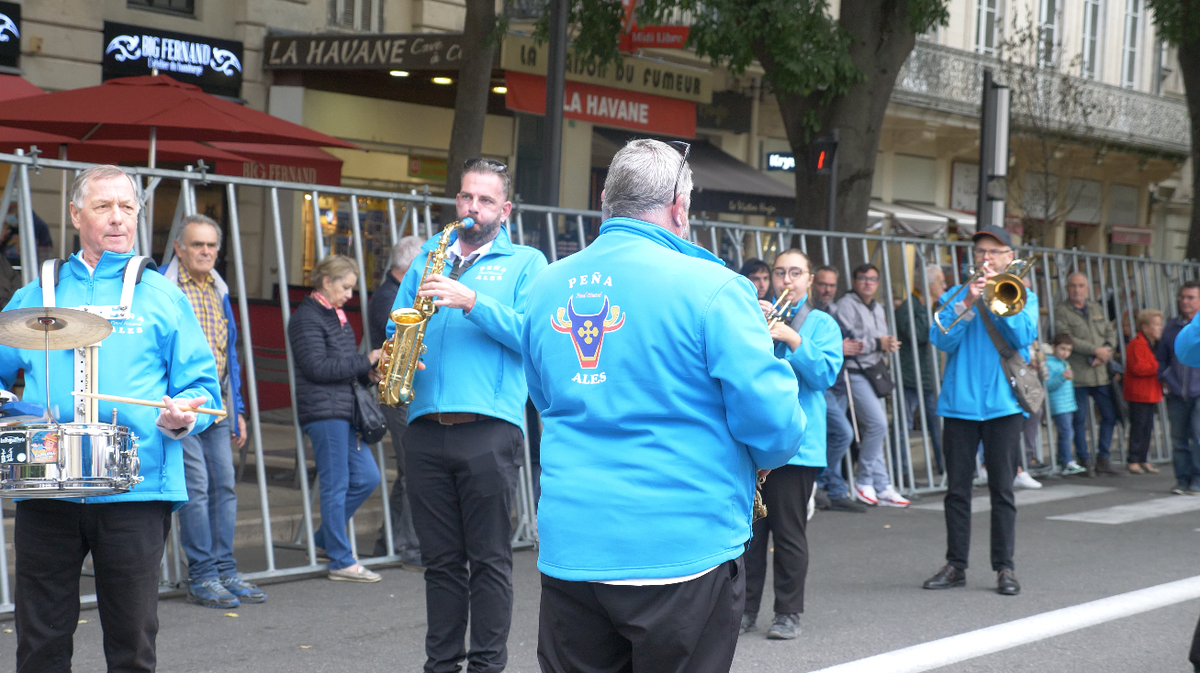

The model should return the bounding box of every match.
[128,0,195,17]
[303,195,392,288]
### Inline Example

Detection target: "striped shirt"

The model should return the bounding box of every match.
[178,267,229,382]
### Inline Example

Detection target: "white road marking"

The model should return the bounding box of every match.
[1047,496,1200,524]
[808,574,1200,673]
[910,485,1113,513]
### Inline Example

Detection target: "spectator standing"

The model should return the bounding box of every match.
[743,249,843,640]
[1124,309,1164,475]
[288,254,383,582]
[388,159,548,673]
[739,258,771,301]
[833,264,909,507]
[1166,309,1200,672]
[812,266,865,513]
[1046,333,1087,476]
[1055,272,1120,475]
[1157,280,1200,496]
[369,235,425,564]
[165,214,266,608]
[896,263,946,475]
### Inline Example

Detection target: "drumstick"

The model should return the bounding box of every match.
[71,392,228,418]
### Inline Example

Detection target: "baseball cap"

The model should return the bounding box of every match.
[972,225,1012,248]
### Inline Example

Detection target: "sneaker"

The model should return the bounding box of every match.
[875,486,910,507]
[187,578,239,609]
[220,575,267,603]
[854,483,878,505]
[1013,471,1042,489]
[1171,485,1187,495]
[739,612,757,635]
[766,613,801,640]
[1061,461,1087,476]
[827,497,868,513]
[329,565,382,583]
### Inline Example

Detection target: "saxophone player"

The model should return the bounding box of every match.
[386,158,547,673]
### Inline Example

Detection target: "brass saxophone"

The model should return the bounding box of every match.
[377,217,475,406]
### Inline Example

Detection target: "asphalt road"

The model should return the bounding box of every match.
[2,470,1199,672]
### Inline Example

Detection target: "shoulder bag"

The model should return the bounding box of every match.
[849,355,894,398]
[350,378,388,444]
[978,300,1045,414]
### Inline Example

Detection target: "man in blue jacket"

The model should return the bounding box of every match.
[922,225,1037,597]
[387,158,547,673]
[522,139,806,672]
[165,214,266,609]
[1157,280,1200,495]
[4,165,221,672]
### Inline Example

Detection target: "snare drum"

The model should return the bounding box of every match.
[0,423,142,498]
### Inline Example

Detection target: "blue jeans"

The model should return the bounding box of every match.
[818,389,855,500]
[1073,385,1116,461]
[1053,413,1075,467]
[841,372,890,492]
[178,418,238,582]
[1166,395,1200,491]
[303,419,381,570]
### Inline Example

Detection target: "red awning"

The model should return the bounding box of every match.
[209,142,343,186]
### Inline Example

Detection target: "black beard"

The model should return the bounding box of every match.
[459,217,501,246]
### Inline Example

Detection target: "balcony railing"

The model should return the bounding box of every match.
[895,40,1191,156]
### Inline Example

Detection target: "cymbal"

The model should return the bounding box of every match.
[0,307,114,350]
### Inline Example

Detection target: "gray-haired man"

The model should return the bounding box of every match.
[370,235,424,564]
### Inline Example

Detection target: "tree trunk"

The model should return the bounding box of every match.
[761,0,918,241]
[1179,38,1200,261]
[442,0,498,223]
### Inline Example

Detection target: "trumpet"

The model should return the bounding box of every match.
[933,257,1035,334]
[765,288,792,328]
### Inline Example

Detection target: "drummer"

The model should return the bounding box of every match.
[0,164,221,673]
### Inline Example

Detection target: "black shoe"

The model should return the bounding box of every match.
[922,564,966,590]
[997,569,1020,596]
[1095,456,1120,476]
[739,612,757,635]
[814,489,832,510]
[766,613,801,640]
[827,497,868,513]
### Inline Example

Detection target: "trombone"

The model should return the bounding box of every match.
[933,257,1036,334]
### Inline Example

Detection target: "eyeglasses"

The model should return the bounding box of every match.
[666,141,691,206]
[463,158,508,172]
[773,268,809,280]
[974,248,1012,258]
[855,275,880,284]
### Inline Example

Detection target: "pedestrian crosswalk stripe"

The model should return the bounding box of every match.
[1046,496,1200,524]
[910,484,1114,513]
[808,574,1200,673]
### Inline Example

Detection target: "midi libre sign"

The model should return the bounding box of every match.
[102,22,243,98]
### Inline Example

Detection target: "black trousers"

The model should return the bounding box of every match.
[744,465,819,616]
[373,402,420,558]
[407,416,522,673]
[14,500,172,673]
[943,414,1022,572]
[1189,610,1200,671]
[1127,401,1158,465]
[538,557,745,673]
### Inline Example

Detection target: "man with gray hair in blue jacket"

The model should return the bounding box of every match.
[522,138,806,672]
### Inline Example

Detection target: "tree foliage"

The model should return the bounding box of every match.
[1146,0,1200,47]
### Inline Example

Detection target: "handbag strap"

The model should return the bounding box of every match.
[977,299,1017,359]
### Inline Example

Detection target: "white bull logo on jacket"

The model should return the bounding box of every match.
[551,297,625,369]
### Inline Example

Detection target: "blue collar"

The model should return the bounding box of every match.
[421,221,515,256]
[598,217,723,265]
[67,250,136,280]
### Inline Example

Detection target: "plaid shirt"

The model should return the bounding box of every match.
[178,267,229,382]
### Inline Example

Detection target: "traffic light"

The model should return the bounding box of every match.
[812,137,838,175]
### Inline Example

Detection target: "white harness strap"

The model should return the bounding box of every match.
[40,259,60,308]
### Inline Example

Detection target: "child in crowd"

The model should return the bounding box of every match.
[1047,332,1087,476]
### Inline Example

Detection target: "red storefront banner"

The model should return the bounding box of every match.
[619,26,690,51]
[505,71,695,138]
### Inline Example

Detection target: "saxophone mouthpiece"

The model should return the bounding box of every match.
[461,217,475,228]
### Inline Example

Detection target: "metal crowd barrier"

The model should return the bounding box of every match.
[0,148,1195,614]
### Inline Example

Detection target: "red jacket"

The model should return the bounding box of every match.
[1124,332,1163,403]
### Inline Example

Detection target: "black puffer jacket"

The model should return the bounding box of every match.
[288,295,374,424]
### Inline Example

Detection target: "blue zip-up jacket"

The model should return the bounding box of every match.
[388,224,547,427]
[162,259,246,430]
[1045,355,1077,416]
[0,252,221,504]
[1176,316,1200,368]
[773,298,842,467]
[522,217,806,582]
[930,285,1039,420]
[1160,316,1200,398]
